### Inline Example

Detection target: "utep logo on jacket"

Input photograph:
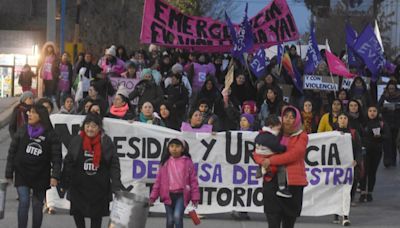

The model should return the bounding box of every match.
[83,150,98,175]
[26,142,43,156]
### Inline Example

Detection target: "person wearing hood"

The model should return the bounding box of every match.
[195,76,222,115]
[6,103,62,228]
[164,63,193,98]
[107,85,135,120]
[378,80,400,167]
[349,76,371,111]
[59,96,76,114]
[241,100,260,130]
[240,113,255,131]
[301,99,320,134]
[164,72,189,121]
[9,91,34,138]
[128,68,164,112]
[18,64,35,92]
[98,45,126,76]
[254,106,308,228]
[61,113,123,228]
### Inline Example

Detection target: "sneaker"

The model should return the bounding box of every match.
[359,194,367,203]
[276,188,292,198]
[367,193,373,202]
[333,215,340,224]
[342,216,351,226]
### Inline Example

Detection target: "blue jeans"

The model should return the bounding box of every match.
[16,186,46,228]
[165,193,185,228]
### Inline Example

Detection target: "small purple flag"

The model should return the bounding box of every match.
[250,48,267,78]
[292,61,303,94]
[304,21,322,74]
[353,24,385,81]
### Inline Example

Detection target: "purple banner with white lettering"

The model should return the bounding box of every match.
[250,48,267,78]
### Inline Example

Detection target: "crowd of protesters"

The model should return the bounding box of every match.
[6,41,400,228]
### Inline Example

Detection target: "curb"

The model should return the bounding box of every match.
[0,100,19,129]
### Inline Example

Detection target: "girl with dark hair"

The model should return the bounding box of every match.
[259,87,283,127]
[159,102,181,131]
[164,73,189,121]
[149,138,200,228]
[256,73,283,108]
[333,112,362,226]
[230,71,257,106]
[116,45,129,62]
[347,99,365,137]
[378,80,400,167]
[318,99,342,132]
[88,102,104,118]
[5,103,62,228]
[37,97,54,115]
[9,91,34,138]
[59,96,76,114]
[61,113,122,228]
[338,89,349,112]
[359,105,389,202]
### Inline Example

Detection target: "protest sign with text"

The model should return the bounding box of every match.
[140,0,299,52]
[303,75,339,91]
[50,115,353,216]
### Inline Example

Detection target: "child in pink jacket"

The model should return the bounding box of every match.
[149,138,200,228]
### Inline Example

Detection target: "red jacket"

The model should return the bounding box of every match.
[254,131,308,186]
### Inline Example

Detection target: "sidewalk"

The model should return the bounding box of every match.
[0,97,19,129]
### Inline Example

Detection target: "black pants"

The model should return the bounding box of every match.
[389,128,399,165]
[266,213,297,228]
[73,214,102,228]
[350,165,361,201]
[43,79,56,97]
[359,146,383,192]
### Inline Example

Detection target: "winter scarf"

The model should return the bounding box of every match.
[80,131,102,168]
[139,112,154,124]
[27,124,45,139]
[301,111,313,134]
[110,103,129,118]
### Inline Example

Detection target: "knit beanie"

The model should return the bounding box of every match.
[20,91,34,103]
[240,113,255,126]
[140,68,153,80]
[171,63,184,74]
[116,85,130,100]
[105,45,117,57]
[242,100,257,114]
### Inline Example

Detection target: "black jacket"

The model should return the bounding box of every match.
[5,126,62,190]
[129,79,164,111]
[165,83,189,118]
[18,71,34,87]
[61,134,122,217]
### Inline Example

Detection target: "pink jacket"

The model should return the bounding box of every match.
[180,122,212,133]
[150,156,200,207]
[100,57,126,75]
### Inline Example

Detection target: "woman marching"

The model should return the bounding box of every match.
[61,113,122,228]
[149,138,200,228]
[254,106,308,228]
[5,103,62,228]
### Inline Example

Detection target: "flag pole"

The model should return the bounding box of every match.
[325,39,337,98]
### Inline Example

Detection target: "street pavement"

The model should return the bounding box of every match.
[0,124,399,228]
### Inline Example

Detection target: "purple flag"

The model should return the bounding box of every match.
[345,23,363,68]
[292,61,303,94]
[353,24,385,81]
[225,3,254,64]
[304,22,322,74]
[250,48,266,78]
